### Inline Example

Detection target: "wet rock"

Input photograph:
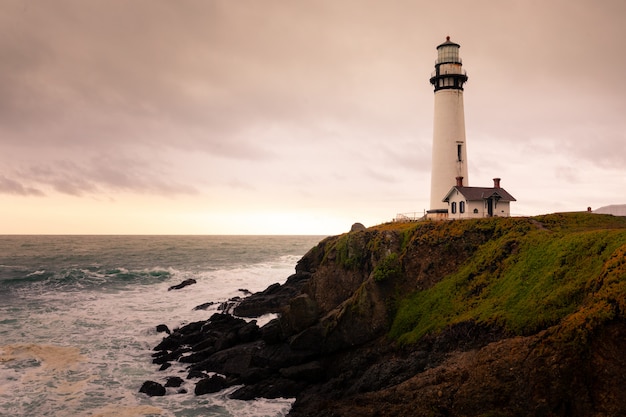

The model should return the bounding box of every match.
[194,375,227,395]
[261,318,285,344]
[156,324,171,334]
[193,301,215,311]
[153,335,181,352]
[229,377,308,400]
[152,347,189,364]
[139,380,166,397]
[190,342,262,376]
[233,272,312,318]
[237,321,261,343]
[187,369,208,380]
[240,367,273,384]
[218,297,241,314]
[178,347,216,364]
[165,376,184,388]
[168,278,197,291]
[279,361,325,383]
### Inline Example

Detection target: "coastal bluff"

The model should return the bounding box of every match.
[148,212,626,416]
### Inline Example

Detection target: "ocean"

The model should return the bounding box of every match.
[0,235,325,417]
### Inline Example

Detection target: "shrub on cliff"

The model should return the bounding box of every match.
[372,253,402,282]
[389,213,626,348]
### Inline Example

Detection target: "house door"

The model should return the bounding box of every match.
[487,198,494,217]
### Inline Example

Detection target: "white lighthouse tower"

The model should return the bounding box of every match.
[428,37,469,219]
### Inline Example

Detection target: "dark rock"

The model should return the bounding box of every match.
[190,342,261,376]
[187,370,208,380]
[139,380,166,397]
[238,288,252,295]
[152,347,190,364]
[178,346,217,364]
[156,324,171,334]
[191,336,218,352]
[168,278,197,291]
[240,367,274,384]
[233,272,312,318]
[178,321,205,334]
[279,361,325,383]
[288,325,324,353]
[218,298,241,314]
[194,375,227,395]
[229,377,308,400]
[261,318,285,344]
[178,331,206,347]
[350,222,366,232]
[193,302,215,311]
[345,351,430,395]
[153,335,182,352]
[165,376,184,388]
[159,362,171,371]
[214,330,239,351]
[250,342,318,370]
[281,294,319,334]
[237,321,261,343]
[178,388,188,394]
[203,313,247,331]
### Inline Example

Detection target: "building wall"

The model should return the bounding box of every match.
[491,200,512,217]
[446,190,472,220]
[430,89,468,211]
[446,190,512,219]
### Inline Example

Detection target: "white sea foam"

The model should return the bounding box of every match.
[0,235,323,416]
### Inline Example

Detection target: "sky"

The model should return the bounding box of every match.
[1,0,625,235]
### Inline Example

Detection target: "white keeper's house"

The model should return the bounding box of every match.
[443,177,516,220]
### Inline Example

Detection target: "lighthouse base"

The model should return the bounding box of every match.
[426,208,449,221]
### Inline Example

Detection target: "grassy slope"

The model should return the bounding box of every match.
[387,213,626,347]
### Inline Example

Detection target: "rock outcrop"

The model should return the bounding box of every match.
[168,278,197,291]
[144,213,626,417]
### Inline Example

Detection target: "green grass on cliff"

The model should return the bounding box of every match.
[389,213,626,346]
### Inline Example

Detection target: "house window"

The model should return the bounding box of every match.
[451,202,457,214]
[460,201,465,213]
[473,208,478,214]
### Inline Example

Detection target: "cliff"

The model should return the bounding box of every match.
[148,212,626,416]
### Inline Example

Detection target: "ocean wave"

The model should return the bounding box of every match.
[1,267,174,293]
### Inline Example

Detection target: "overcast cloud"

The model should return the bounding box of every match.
[0,0,624,234]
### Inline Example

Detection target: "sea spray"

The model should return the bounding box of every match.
[0,235,324,417]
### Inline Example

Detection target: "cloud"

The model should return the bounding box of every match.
[0,0,625,233]
[0,175,45,196]
[0,153,198,197]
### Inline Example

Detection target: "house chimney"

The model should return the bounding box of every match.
[456,176,464,187]
[493,178,501,188]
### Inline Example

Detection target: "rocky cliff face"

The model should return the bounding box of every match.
[147,213,626,417]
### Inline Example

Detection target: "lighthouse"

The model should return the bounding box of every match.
[428,37,469,218]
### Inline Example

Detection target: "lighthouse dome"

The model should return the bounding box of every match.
[436,36,461,65]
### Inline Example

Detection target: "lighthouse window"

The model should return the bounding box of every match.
[457,144,462,162]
